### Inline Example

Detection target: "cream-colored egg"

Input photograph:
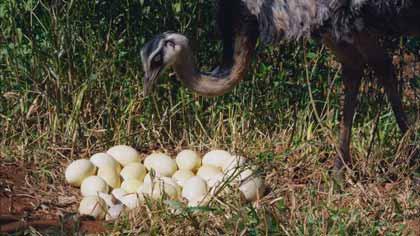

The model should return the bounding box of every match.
[141,175,180,192]
[222,155,246,177]
[197,165,223,182]
[97,166,121,189]
[120,163,147,181]
[239,176,265,202]
[78,196,106,219]
[140,181,179,200]
[111,188,127,201]
[160,176,181,194]
[181,176,207,201]
[176,150,201,171]
[80,176,109,197]
[107,145,140,166]
[65,159,96,187]
[144,153,177,177]
[207,173,225,189]
[142,172,164,185]
[120,193,144,209]
[172,170,194,187]
[121,179,143,193]
[90,153,121,173]
[202,150,232,169]
[238,169,254,181]
[106,204,124,220]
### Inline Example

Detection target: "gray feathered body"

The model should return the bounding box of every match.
[242,0,413,43]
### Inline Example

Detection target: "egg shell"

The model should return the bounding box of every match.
[98,192,115,207]
[181,176,207,201]
[97,166,121,189]
[120,193,144,209]
[197,165,223,182]
[140,181,179,200]
[120,163,147,181]
[80,176,109,197]
[90,153,121,173]
[78,196,107,219]
[111,188,128,201]
[207,173,225,189]
[121,179,143,193]
[65,159,96,187]
[239,176,265,202]
[238,169,254,181]
[222,155,246,176]
[176,150,201,171]
[202,150,232,169]
[144,153,177,177]
[107,145,140,166]
[106,204,124,220]
[188,195,211,207]
[172,170,194,187]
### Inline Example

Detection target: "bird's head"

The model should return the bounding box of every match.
[141,32,188,95]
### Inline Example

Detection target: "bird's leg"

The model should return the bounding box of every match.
[336,65,363,169]
[324,35,365,170]
[355,35,409,134]
[355,34,418,168]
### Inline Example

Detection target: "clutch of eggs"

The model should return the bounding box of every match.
[65,146,265,220]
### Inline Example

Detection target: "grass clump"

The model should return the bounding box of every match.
[0,0,419,235]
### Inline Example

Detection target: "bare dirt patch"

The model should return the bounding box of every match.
[0,161,105,234]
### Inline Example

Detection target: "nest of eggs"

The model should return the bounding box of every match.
[65,145,265,220]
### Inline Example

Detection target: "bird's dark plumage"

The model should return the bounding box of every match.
[239,0,413,43]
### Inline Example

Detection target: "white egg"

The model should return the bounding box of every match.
[238,169,254,181]
[65,159,96,187]
[172,170,194,187]
[120,193,144,209]
[80,176,109,197]
[121,179,143,193]
[222,155,246,177]
[78,196,107,219]
[202,150,232,169]
[197,165,223,183]
[207,173,225,189]
[239,176,265,202]
[144,153,177,177]
[182,176,207,201]
[90,153,121,173]
[97,166,121,189]
[107,145,140,166]
[176,150,201,171]
[111,188,128,201]
[106,204,124,220]
[120,163,147,181]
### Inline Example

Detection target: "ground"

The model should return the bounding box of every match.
[0,146,419,235]
[0,161,105,234]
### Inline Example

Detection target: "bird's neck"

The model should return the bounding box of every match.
[172,35,256,97]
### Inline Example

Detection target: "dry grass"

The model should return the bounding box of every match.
[1,1,419,234]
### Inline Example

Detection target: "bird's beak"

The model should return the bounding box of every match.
[143,68,162,96]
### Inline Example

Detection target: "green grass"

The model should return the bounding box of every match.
[1,0,419,235]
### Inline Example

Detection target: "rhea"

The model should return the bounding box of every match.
[141,0,419,170]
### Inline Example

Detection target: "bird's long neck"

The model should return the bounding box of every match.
[172,34,257,97]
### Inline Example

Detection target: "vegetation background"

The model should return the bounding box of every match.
[0,0,419,235]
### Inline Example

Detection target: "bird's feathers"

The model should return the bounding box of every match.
[240,0,412,43]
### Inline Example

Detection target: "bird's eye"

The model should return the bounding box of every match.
[165,40,175,48]
[153,54,162,63]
